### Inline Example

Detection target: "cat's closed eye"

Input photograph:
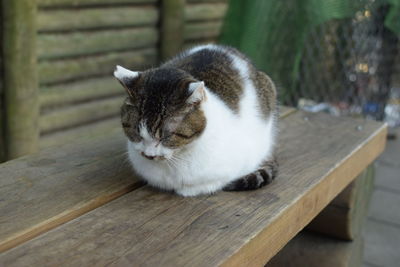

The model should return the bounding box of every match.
[115,44,278,196]
[172,132,194,139]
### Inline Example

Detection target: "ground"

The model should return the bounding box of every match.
[363,127,400,267]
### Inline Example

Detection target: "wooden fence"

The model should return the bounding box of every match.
[0,0,228,161]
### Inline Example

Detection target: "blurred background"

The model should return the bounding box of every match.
[221,0,400,123]
[1,0,399,162]
[0,0,399,266]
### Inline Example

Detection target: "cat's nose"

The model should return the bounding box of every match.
[141,152,155,160]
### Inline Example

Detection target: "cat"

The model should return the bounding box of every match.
[114,44,278,197]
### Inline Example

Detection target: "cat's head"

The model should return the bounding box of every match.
[114,65,207,161]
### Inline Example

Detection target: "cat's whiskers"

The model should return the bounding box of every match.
[172,154,190,164]
[170,155,190,169]
[118,44,278,196]
[165,156,178,169]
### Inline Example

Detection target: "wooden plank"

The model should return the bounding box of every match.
[222,118,386,267]
[160,0,185,61]
[40,107,296,147]
[38,0,156,6]
[38,48,157,85]
[40,117,120,148]
[40,96,123,134]
[1,0,39,160]
[38,27,158,60]
[0,111,387,265]
[185,3,228,22]
[306,165,375,240]
[0,132,139,253]
[39,108,297,147]
[37,6,158,32]
[0,106,290,252]
[40,76,123,109]
[266,231,364,267]
[184,21,223,41]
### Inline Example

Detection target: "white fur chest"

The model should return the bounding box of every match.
[127,89,276,196]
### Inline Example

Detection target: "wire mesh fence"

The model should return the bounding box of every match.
[297,2,399,122]
[220,0,400,125]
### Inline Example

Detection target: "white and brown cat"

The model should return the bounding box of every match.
[114,44,278,197]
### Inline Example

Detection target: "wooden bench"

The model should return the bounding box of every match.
[0,107,386,266]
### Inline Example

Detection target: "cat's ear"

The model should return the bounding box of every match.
[187,81,206,104]
[113,65,140,98]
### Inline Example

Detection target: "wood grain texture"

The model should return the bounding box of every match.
[38,48,157,85]
[38,0,156,6]
[1,0,39,159]
[40,108,295,154]
[37,6,158,32]
[0,111,386,266]
[0,106,290,253]
[306,165,374,240]
[40,117,120,148]
[160,0,185,61]
[185,3,228,22]
[40,95,123,134]
[38,27,158,60]
[266,231,364,267]
[40,76,123,109]
[184,21,223,41]
[223,117,386,267]
[0,132,140,253]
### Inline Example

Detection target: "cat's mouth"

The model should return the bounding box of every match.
[140,152,166,161]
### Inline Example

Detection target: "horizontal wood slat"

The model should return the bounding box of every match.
[40,117,121,148]
[185,3,227,22]
[37,6,158,32]
[40,76,122,108]
[38,48,157,85]
[38,0,156,6]
[0,132,138,253]
[38,27,158,60]
[0,107,291,253]
[40,95,123,133]
[184,21,223,41]
[0,110,387,266]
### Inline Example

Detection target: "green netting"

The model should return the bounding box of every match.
[220,0,400,104]
[386,0,400,33]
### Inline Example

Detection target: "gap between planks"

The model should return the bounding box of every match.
[0,182,143,253]
[0,110,386,266]
[0,107,296,253]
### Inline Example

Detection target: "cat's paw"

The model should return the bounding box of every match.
[223,160,278,191]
